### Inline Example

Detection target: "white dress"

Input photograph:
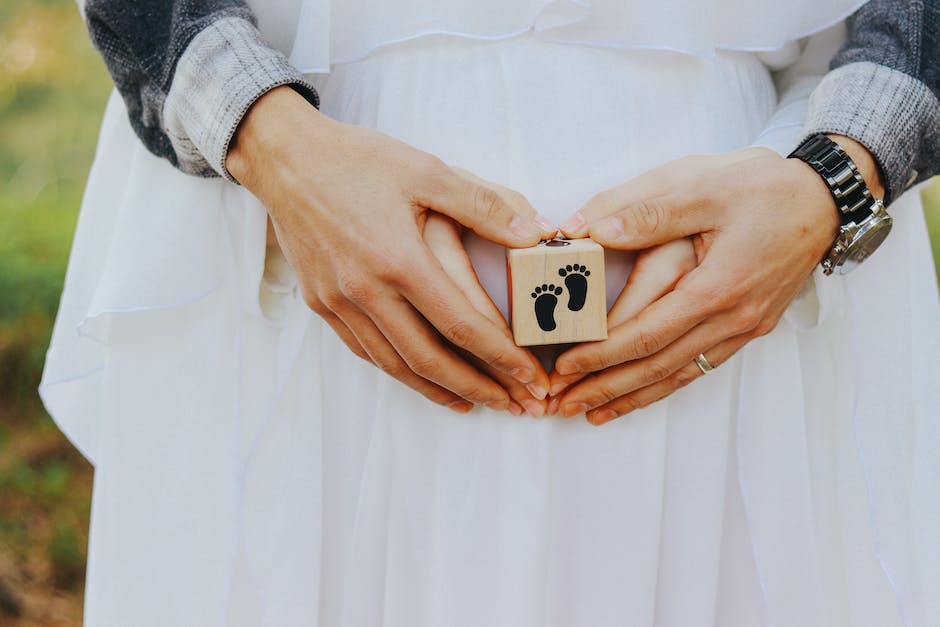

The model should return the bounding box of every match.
[41,1,940,625]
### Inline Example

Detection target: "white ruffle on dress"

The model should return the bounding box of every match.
[42,1,940,625]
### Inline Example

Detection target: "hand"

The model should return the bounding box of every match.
[226,86,556,412]
[424,210,550,417]
[549,144,873,424]
[545,238,698,414]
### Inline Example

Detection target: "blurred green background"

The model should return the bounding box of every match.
[0,1,938,625]
[1,0,109,624]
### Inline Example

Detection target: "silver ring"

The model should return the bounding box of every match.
[693,353,715,374]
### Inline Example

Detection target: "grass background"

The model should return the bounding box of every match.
[0,1,938,625]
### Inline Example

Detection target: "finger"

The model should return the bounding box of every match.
[548,240,697,403]
[585,334,751,426]
[586,193,715,251]
[365,294,515,408]
[558,154,731,238]
[554,269,719,376]
[607,239,697,328]
[423,214,547,415]
[559,166,681,237]
[317,308,372,363]
[423,213,506,322]
[448,168,539,218]
[557,312,746,416]
[404,240,551,395]
[426,218,552,408]
[459,350,543,417]
[546,370,586,406]
[331,307,474,412]
[427,172,556,247]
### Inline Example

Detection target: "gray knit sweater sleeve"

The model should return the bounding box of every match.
[802,0,940,204]
[82,0,318,181]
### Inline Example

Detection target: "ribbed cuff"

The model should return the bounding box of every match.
[800,62,940,205]
[163,16,319,182]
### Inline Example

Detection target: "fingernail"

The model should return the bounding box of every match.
[510,367,535,384]
[526,384,548,400]
[594,216,625,240]
[562,402,589,418]
[546,397,561,415]
[510,214,542,240]
[590,409,618,425]
[549,382,569,397]
[533,214,558,234]
[485,399,509,411]
[521,400,545,418]
[508,402,524,416]
[555,361,580,376]
[448,401,474,414]
[560,212,587,234]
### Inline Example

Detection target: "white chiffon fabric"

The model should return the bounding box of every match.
[42,1,940,625]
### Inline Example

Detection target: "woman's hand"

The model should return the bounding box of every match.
[226,86,556,412]
[548,143,879,424]
[423,211,550,417]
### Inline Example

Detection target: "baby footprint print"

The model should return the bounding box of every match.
[558,264,590,311]
[531,284,564,332]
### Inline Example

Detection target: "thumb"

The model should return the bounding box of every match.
[585,194,707,250]
[432,172,557,247]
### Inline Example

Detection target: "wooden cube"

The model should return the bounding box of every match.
[507,238,607,346]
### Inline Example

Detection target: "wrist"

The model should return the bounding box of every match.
[782,155,842,257]
[226,85,331,190]
[787,133,894,275]
[824,134,885,201]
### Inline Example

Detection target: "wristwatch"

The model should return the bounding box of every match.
[788,133,893,275]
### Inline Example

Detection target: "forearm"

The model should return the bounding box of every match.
[82,0,318,180]
[801,0,940,203]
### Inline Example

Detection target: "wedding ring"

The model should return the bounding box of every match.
[693,353,715,374]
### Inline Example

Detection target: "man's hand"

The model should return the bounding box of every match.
[548,143,880,424]
[227,86,556,412]
[545,238,698,415]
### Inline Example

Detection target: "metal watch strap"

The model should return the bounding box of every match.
[788,134,873,225]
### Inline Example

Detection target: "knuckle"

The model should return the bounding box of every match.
[732,303,763,334]
[580,349,612,373]
[631,199,666,235]
[417,152,448,179]
[461,384,494,403]
[376,357,408,380]
[473,186,506,222]
[303,291,329,315]
[340,280,373,307]
[441,319,476,348]
[752,316,778,338]
[641,359,673,385]
[631,328,663,358]
[408,353,442,379]
[588,380,620,406]
[613,394,643,415]
[674,365,700,388]
[483,345,512,369]
[317,289,347,313]
[377,248,418,285]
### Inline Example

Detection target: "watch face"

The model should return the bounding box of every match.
[838,215,893,274]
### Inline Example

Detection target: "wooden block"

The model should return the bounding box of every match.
[507,238,607,346]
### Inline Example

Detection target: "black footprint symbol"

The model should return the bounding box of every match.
[531,284,564,332]
[558,264,591,311]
